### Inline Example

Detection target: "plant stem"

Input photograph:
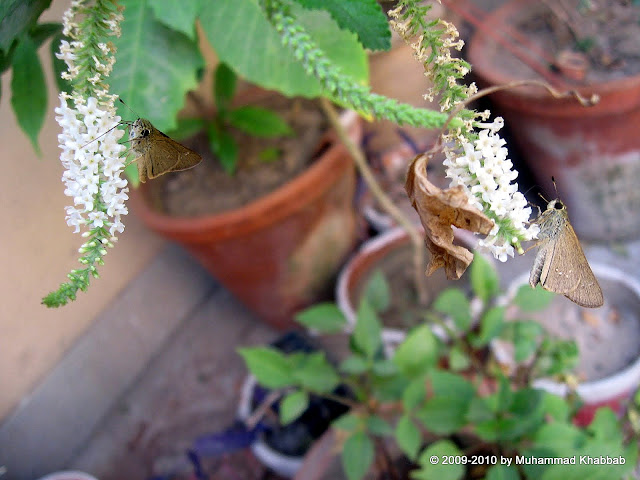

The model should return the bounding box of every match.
[320,98,429,305]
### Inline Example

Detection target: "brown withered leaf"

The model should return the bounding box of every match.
[405,154,494,279]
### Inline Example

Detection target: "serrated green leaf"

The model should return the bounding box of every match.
[227,105,292,137]
[433,288,471,332]
[214,61,236,111]
[473,306,505,347]
[199,1,368,98]
[164,117,206,140]
[148,0,200,39]
[49,31,71,94]
[295,302,347,333]
[393,325,438,377]
[366,415,393,436]
[414,440,464,480]
[11,35,46,155]
[466,396,495,424]
[540,391,570,422]
[342,431,374,480]
[353,299,382,360]
[513,283,555,311]
[238,347,293,389]
[293,0,390,51]
[292,352,339,393]
[531,422,584,453]
[362,269,390,313]
[340,355,369,374]
[485,464,519,480]
[470,253,499,302]
[587,407,621,443]
[280,390,309,425]
[0,0,51,52]
[112,0,203,130]
[395,414,421,460]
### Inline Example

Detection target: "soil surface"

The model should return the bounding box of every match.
[146,95,328,216]
[487,0,640,84]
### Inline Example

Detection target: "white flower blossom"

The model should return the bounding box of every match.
[444,118,539,262]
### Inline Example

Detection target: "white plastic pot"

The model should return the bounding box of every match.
[496,263,640,425]
[37,472,98,480]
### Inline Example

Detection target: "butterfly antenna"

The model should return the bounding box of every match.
[119,98,140,118]
[551,176,559,196]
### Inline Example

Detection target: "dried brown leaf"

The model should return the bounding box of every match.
[405,154,494,279]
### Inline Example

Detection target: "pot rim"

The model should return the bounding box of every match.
[467,0,640,109]
[499,263,640,403]
[36,472,98,480]
[129,110,360,242]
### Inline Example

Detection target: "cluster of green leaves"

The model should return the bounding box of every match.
[240,255,637,480]
[4,0,463,158]
[1,0,66,154]
[164,63,293,175]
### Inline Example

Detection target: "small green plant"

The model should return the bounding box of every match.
[240,256,638,480]
[165,62,294,175]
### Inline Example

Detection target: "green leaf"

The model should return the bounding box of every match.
[293,0,390,51]
[353,299,382,360]
[112,0,204,130]
[372,359,398,377]
[413,440,464,480]
[333,413,361,432]
[473,306,505,347]
[531,422,584,453]
[395,414,421,460]
[342,432,374,480]
[164,117,206,140]
[402,377,426,411]
[340,355,369,374]
[148,0,200,39]
[485,464,519,480]
[30,22,61,47]
[211,127,238,174]
[227,105,293,137]
[513,283,555,311]
[540,391,570,422]
[366,415,393,436]
[393,325,438,377]
[513,320,544,363]
[448,345,470,371]
[0,0,51,52]
[49,31,71,94]
[295,302,347,333]
[214,62,236,111]
[470,253,499,302]
[362,269,390,313]
[280,390,309,425]
[199,1,368,98]
[416,371,474,434]
[292,352,339,393]
[11,35,46,155]
[433,288,471,332]
[238,347,293,389]
[588,407,622,443]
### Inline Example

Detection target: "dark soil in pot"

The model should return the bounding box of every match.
[145,95,328,216]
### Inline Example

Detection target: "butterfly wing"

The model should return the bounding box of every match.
[538,220,603,308]
[145,129,202,180]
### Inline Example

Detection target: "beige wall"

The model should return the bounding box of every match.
[0,2,165,421]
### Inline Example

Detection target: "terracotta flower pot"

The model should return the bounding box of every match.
[468,0,640,241]
[129,110,362,330]
[336,227,482,356]
[495,264,640,426]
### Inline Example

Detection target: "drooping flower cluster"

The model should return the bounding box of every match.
[389,1,538,263]
[444,118,539,261]
[43,0,126,307]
